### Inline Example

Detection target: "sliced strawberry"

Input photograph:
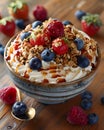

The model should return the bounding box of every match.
[52,38,69,55]
[0,86,17,105]
[81,13,102,36]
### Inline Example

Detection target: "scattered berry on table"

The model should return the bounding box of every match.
[88,113,99,125]
[41,49,55,62]
[12,101,27,117]
[32,21,43,29]
[75,10,86,20]
[20,32,31,41]
[0,86,17,105]
[52,38,69,55]
[0,17,16,37]
[33,5,48,21]
[29,57,42,70]
[46,20,64,38]
[81,13,102,36]
[80,99,92,110]
[81,91,93,100]
[8,0,29,20]
[74,38,84,50]
[101,97,104,104]
[0,47,4,56]
[77,55,90,68]
[67,106,88,125]
[15,19,25,29]
[62,20,73,25]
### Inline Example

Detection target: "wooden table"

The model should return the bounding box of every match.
[0,0,104,130]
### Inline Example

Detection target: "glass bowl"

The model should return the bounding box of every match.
[4,35,101,104]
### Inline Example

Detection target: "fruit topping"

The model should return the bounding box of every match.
[32,20,43,29]
[46,20,64,38]
[0,86,17,105]
[80,99,92,110]
[52,38,69,55]
[88,113,99,125]
[67,106,88,125]
[12,101,27,117]
[20,32,31,41]
[33,5,48,21]
[29,57,42,70]
[41,49,55,62]
[74,38,84,50]
[77,55,90,68]
[75,10,86,20]
[62,20,73,26]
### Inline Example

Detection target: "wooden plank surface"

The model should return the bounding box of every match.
[0,0,104,130]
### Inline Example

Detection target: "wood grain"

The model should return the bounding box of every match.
[0,0,104,130]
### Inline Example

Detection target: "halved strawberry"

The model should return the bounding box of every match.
[0,17,16,37]
[29,32,50,46]
[8,0,29,20]
[52,38,69,55]
[81,13,102,36]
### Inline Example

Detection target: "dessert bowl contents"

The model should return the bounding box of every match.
[5,18,99,84]
[4,18,100,104]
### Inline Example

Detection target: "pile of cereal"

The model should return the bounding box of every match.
[6,18,98,84]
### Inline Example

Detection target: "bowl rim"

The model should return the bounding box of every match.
[4,34,101,88]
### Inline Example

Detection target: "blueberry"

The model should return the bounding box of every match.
[88,113,99,125]
[75,10,86,20]
[12,101,27,116]
[74,38,84,50]
[62,20,73,25]
[32,21,42,29]
[0,43,3,48]
[0,47,4,56]
[29,57,42,70]
[20,32,31,41]
[80,99,92,110]
[15,19,25,29]
[41,49,55,62]
[101,97,104,104]
[81,91,93,100]
[77,55,90,68]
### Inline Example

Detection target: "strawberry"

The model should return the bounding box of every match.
[33,5,48,21]
[67,106,88,125]
[29,32,50,46]
[8,0,29,20]
[0,86,17,105]
[46,20,64,38]
[0,17,16,37]
[81,13,102,36]
[52,38,69,55]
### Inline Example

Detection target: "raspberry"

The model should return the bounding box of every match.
[33,5,48,21]
[30,33,50,46]
[46,20,64,38]
[52,38,69,55]
[67,106,88,125]
[0,86,17,105]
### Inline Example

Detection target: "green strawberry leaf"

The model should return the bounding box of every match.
[82,13,102,26]
[0,17,12,25]
[8,0,26,12]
